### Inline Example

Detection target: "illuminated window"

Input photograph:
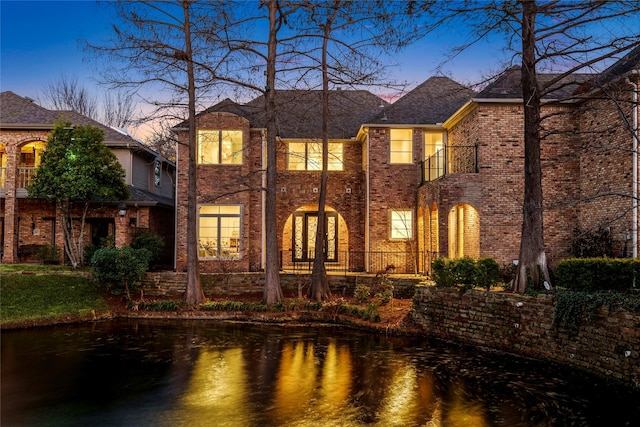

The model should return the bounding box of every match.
[197,130,243,164]
[390,210,412,239]
[390,129,413,164]
[287,142,343,171]
[198,205,241,258]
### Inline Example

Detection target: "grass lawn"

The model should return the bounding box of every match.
[0,274,108,324]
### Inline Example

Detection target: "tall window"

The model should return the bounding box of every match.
[287,142,343,171]
[198,205,241,258]
[390,129,413,164]
[424,131,445,181]
[390,209,413,239]
[197,130,243,164]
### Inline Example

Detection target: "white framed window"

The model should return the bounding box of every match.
[197,129,243,164]
[198,205,241,258]
[287,141,343,171]
[390,129,413,164]
[390,209,413,239]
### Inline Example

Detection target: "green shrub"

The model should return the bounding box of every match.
[554,258,640,291]
[353,284,371,303]
[431,257,502,290]
[131,232,165,269]
[453,257,477,290]
[36,244,61,264]
[476,257,501,291]
[431,258,456,288]
[91,246,151,300]
[135,300,183,311]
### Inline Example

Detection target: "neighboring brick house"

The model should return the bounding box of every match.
[175,49,638,275]
[0,91,175,266]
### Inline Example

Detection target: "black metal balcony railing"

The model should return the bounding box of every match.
[422,145,478,183]
[279,249,439,276]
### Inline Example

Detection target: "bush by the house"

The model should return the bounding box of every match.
[554,258,640,292]
[36,244,61,264]
[91,246,151,300]
[131,232,164,269]
[431,257,501,290]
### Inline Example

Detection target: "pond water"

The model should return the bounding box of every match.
[1,319,639,427]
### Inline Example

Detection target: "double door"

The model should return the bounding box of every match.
[292,212,337,262]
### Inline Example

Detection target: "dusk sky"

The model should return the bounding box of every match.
[0,1,506,102]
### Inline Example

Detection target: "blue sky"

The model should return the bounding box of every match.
[1,1,119,99]
[1,0,506,105]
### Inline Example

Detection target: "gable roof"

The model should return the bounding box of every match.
[476,66,592,100]
[1,91,63,125]
[368,76,476,125]
[592,45,640,88]
[186,89,388,139]
[0,91,157,153]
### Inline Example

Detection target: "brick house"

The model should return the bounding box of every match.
[175,49,638,275]
[0,91,175,266]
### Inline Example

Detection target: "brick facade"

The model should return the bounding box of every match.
[176,70,638,276]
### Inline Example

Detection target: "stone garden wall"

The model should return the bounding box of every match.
[411,286,640,387]
[141,271,421,299]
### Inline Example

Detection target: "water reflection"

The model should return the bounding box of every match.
[2,319,639,427]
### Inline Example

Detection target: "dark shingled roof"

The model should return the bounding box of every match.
[591,45,640,88]
[369,76,476,125]
[1,91,150,147]
[127,186,174,207]
[187,90,388,139]
[182,90,389,139]
[1,91,64,124]
[476,66,592,100]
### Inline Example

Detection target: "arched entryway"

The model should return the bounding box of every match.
[281,204,349,271]
[447,203,480,259]
[18,140,46,189]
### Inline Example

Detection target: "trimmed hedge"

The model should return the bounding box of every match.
[431,257,501,290]
[554,258,640,291]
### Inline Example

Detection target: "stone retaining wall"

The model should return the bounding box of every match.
[411,286,640,387]
[141,271,421,299]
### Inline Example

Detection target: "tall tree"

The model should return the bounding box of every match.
[262,0,284,304]
[28,122,129,267]
[92,0,231,304]
[424,0,640,292]
[291,0,431,300]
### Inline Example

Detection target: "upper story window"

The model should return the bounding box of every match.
[424,131,445,181]
[287,141,343,171]
[197,129,242,165]
[389,129,413,164]
[390,209,413,239]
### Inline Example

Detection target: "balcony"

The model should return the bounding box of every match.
[18,167,36,189]
[421,145,478,183]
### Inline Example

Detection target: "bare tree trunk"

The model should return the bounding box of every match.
[263,0,283,305]
[309,4,338,302]
[183,0,204,304]
[513,0,552,293]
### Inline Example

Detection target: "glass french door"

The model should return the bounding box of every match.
[292,212,337,262]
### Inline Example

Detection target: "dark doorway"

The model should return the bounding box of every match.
[292,211,337,262]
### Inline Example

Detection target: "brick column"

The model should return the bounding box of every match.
[2,145,18,262]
